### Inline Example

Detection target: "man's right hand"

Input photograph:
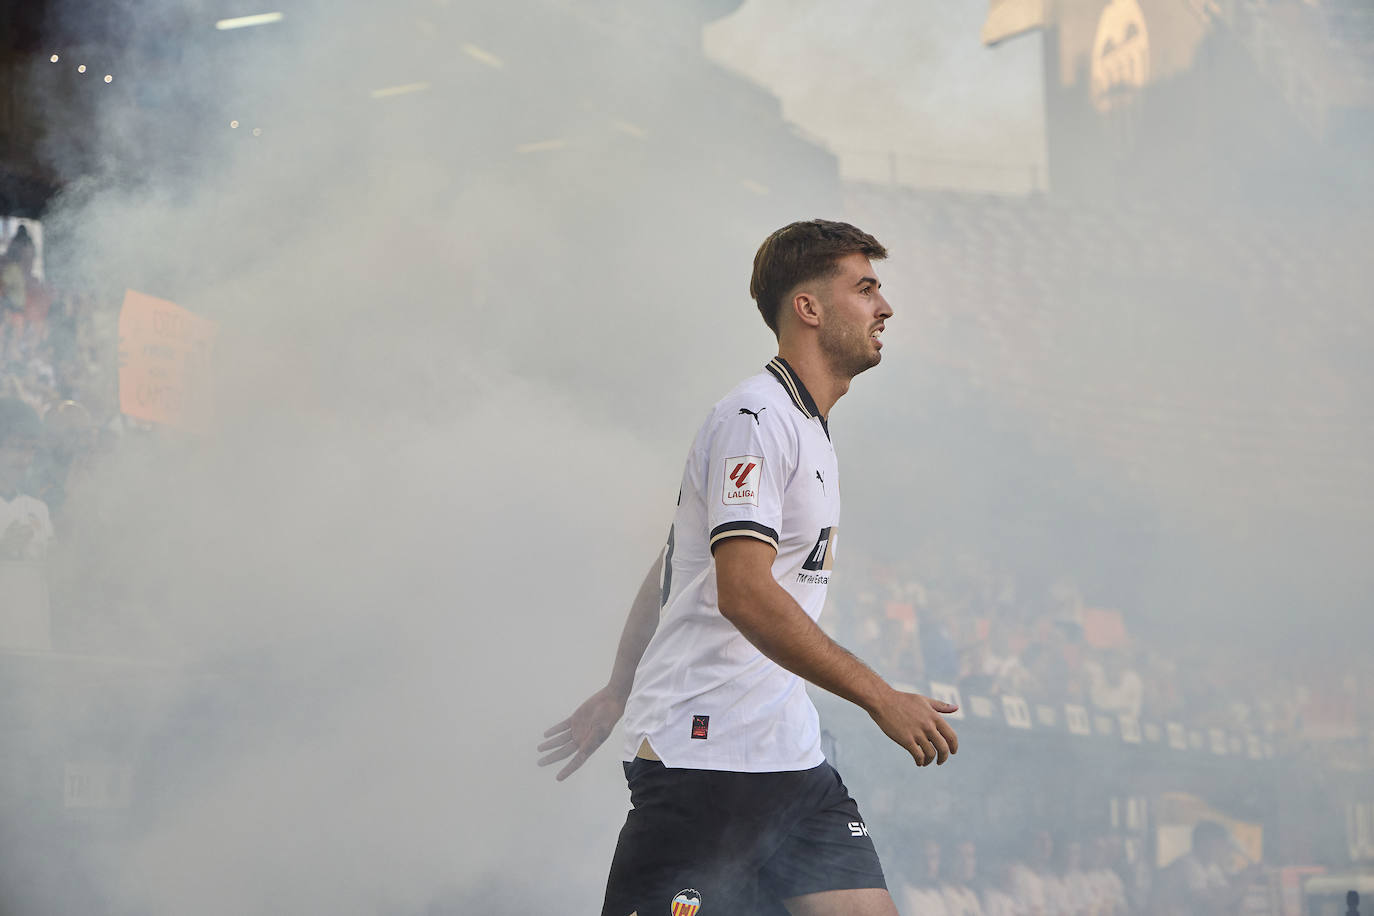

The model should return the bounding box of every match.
[868,689,960,766]
[537,685,626,781]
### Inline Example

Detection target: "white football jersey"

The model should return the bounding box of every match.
[621,357,841,772]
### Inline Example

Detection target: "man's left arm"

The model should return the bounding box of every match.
[537,552,663,780]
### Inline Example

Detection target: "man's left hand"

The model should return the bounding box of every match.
[537,686,626,781]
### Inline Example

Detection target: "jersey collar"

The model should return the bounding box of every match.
[765,356,829,439]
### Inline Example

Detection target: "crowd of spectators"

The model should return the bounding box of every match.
[890,831,1132,916]
[1,223,132,657]
[1,226,116,424]
[880,822,1267,916]
[826,545,1372,748]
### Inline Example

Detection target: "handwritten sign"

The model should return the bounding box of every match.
[118,290,218,432]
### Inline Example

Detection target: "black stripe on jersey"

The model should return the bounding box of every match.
[709,520,780,551]
[766,356,829,439]
[660,524,676,608]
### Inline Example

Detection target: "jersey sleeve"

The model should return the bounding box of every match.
[703,404,795,553]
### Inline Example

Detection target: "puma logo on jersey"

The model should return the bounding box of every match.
[738,406,766,424]
[815,470,825,493]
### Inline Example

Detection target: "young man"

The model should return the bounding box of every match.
[539,220,960,916]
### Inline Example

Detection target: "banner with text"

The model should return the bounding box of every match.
[118,290,217,433]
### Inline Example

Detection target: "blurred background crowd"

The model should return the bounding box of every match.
[830,545,1372,744]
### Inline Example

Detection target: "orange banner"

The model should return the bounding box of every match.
[117,290,218,432]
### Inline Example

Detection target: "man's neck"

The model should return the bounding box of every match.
[775,345,848,419]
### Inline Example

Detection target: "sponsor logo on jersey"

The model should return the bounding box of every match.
[801,526,835,572]
[691,715,709,739]
[722,456,762,506]
[671,889,702,916]
[849,821,870,837]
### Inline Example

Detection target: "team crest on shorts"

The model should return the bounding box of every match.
[671,889,702,916]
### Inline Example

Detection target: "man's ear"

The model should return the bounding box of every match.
[791,290,822,329]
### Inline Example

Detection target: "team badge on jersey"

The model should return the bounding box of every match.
[671,889,702,916]
[722,456,762,506]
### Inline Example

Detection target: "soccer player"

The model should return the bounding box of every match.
[538,220,960,916]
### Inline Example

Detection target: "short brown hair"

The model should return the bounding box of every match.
[749,219,887,334]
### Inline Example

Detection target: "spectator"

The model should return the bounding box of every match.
[1086,836,1128,916]
[1009,830,1050,916]
[921,604,962,683]
[970,627,1035,697]
[33,399,97,525]
[1085,646,1144,719]
[1056,838,1096,916]
[0,397,53,561]
[896,836,952,916]
[941,838,985,916]
[0,396,53,652]
[980,857,1020,916]
[1,226,52,329]
[1154,820,1259,916]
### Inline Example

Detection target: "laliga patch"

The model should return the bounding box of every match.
[671,889,702,916]
[722,456,762,506]
[691,715,709,739]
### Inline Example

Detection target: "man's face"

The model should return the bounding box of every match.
[812,252,893,379]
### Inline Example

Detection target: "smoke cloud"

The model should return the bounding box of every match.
[6,0,1370,913]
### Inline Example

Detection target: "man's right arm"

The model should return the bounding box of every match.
[714,536,958,766]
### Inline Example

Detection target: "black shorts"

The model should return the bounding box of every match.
[600,758,886,916]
